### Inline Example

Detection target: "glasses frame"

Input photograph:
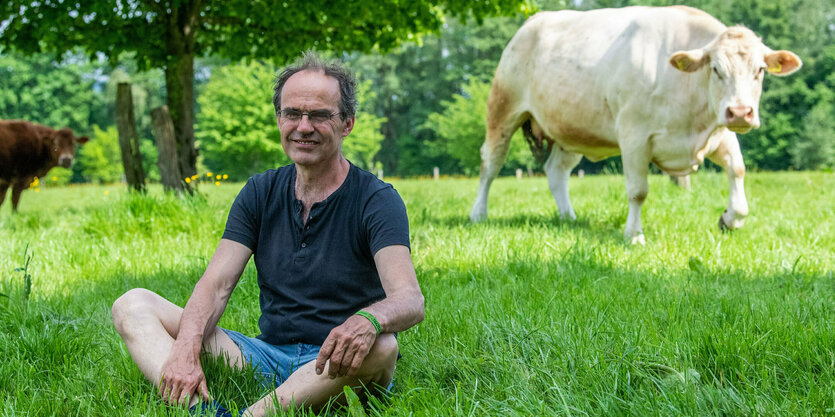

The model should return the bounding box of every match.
[279,108,345,125]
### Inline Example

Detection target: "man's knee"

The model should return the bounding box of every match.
[364,334,399,374]
[111,288,159,334]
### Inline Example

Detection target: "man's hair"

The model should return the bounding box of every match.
[273,51,358,120]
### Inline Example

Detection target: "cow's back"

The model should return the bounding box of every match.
[0,120,53,180]
[494,6,727,159]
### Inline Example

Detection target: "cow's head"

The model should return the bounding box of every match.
[51,127,90,168]
[669,26,801,134]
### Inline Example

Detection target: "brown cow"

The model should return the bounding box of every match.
[0,120,89,211]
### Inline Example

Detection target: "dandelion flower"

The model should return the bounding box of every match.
[215,181,220,186]
[192,175,198,180]
[185,177,192,184]
[216,174,221,180]
[207,172,213,177]
[222,174,228,180]
[104,190,110,195]
[35,188,40,193]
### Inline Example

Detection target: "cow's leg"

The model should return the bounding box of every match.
[621,145,651,245]
[470,83,520,223]
[543,145,582,220]
[669,174,691,190]
[706,132,748,231]
[0,179,9,210]
[10,177,32,212]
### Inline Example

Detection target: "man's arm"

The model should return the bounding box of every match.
[315,244,424,378]
[159,238,253,406]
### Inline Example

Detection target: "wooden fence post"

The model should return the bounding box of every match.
[116,83,146,192]
[151,105,185,194]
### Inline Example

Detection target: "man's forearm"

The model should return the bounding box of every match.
[175,277,232,351]
[360,289,424,334]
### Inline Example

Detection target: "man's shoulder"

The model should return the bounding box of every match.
[349,164,393,196]
[250,165,293,183]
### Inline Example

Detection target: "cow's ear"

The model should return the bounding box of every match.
[76,136,90,144]
[670,49,707,73]
[764,50,802,76]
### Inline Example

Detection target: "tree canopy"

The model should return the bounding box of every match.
[1,0,530,185]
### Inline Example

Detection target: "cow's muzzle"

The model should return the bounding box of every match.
[725,106,756,133]
[58,157,73,168]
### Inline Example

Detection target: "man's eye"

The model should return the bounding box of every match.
[284,110,303,119]
[309,112,332,122]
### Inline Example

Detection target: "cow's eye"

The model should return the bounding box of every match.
[712,67,723,80]
[756,67,765,79]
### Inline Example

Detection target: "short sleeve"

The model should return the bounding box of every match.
[364,186,410,256]
[222,178,260,251]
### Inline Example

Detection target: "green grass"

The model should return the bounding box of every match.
[1,172,833,416]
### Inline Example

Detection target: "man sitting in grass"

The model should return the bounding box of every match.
[112,52,425,416]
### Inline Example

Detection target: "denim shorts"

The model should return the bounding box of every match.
[222,328,321,388]
[221,329,395,391]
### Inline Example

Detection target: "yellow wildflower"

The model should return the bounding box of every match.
[216,174,221,180]
[215,181,220,186]
[52,176,57,181]
[104,190,110,195]
[222,174,229,180]
[207,172,213,177]
[185,177,192,184]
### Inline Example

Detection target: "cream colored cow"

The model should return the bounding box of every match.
[470,6,801,244]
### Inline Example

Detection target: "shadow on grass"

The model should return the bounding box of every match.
[413,210,626,244]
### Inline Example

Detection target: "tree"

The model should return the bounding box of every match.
[1,0,529,187]
[74,125,125,183]
[0,51,102,134]
[425,78,534,175]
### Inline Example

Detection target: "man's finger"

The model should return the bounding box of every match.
[348,343,371,376]
[316,338,335,375]
[178,385,193,407]
[328,344,347,379]
[339,347,357,378]
[199,378,211,401]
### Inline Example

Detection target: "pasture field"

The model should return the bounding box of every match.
[0,171,833,416]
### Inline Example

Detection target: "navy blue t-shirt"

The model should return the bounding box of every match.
[222,163,410,346]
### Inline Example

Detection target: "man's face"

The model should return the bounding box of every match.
[277,70,354,168]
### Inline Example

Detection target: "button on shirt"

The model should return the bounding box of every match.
[222,163,410,346]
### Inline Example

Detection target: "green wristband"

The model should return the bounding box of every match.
[355,310,381,335]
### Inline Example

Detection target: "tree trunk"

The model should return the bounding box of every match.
[163,1,199,194]
[115,83,147,193]
[164,53,197,181]
[151,105,184,194]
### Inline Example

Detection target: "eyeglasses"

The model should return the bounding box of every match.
[279,109,344,124]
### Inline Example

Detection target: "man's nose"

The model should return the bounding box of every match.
[297,115,315,132]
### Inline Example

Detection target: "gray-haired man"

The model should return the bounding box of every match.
[112,52,424,416]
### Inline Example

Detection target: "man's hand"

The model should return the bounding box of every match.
[315,314,378,378]
[158,344,211,406]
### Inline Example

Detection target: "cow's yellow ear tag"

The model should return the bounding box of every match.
[676,60,686,71]
[768,63,782,73]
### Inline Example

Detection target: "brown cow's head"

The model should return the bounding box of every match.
[51,127,90,168]
[669,26,801,134]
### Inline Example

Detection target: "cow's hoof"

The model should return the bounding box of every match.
[469,212,487,223]
[718,215,729,233]
[630,234,646,245]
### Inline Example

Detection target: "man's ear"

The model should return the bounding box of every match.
[669,49,708,73]
[764,50,802,76]
[342,115,355,138]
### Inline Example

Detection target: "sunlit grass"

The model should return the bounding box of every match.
[1,171,833,415]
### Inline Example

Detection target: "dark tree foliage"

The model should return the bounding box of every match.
[0,0,528,183]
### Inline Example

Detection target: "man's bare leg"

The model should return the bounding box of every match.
[243,334,399,417]
[111,288,244,406]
